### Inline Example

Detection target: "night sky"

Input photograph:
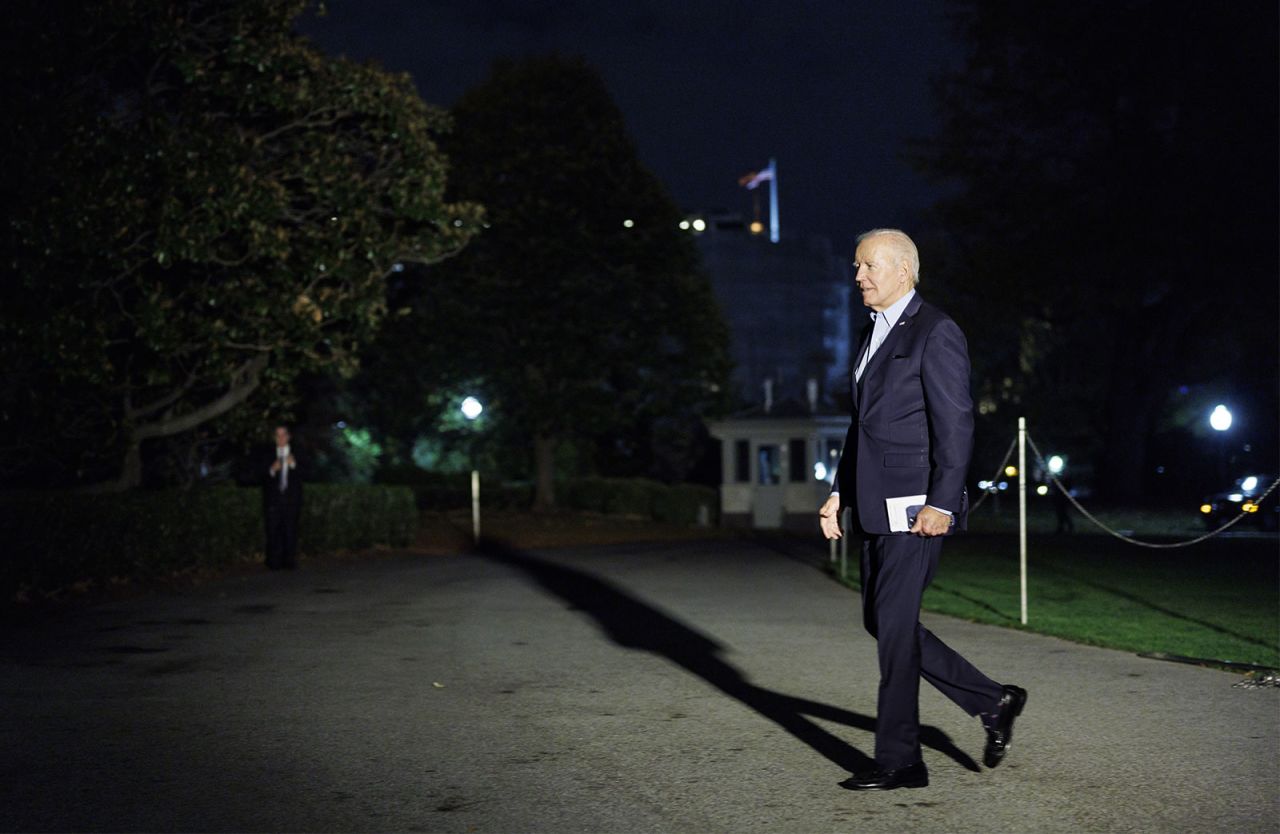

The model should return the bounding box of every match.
[297,0,959,253]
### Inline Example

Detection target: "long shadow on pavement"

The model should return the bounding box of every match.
[479,540,979,775]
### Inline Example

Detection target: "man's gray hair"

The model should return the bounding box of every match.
[857,228,920,286]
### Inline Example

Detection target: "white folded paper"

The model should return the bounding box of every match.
[886,494,928,532]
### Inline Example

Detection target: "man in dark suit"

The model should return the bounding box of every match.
[264,424,302,570]
[819,229,1026,791]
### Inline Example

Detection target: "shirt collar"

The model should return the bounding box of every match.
[869,288,916,328]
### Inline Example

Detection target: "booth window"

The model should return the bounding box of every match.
[734,439,750,483]
[789,438,807,482]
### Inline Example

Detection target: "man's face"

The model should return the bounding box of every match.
[853,237,913,312]
[274,427,290,448]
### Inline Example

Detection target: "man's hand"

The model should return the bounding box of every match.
[909,506,951,537]
[819,494,842,540]
[270,461,281,475]
[286,454,296,468]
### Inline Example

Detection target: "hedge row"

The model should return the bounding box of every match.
[0,484,416,598]
[559,478,718,525]
[379,467,718,526]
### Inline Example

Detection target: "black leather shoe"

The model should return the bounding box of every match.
[838,761,929,791]
[983,684,1028,768]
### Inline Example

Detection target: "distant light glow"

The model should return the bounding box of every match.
[997,481,1009,491]
[1241,476,1258,492]
[678,220,691,230]
[1047,455,1064,474]
[1243,502,1258,513]
[1227,493,1243,503]
[460,397,483,420]
[1209,404,1232,431]
[977,480,993,491]
[1199,503,1212,514]
[622,219,634,228]
[813,462,828,480]
[1036,485,1049,496]
[691,218,707,232]
[1004,465,1018,477]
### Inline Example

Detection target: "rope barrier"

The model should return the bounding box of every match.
[968,436,1017,514]
[1023,432,1279,549]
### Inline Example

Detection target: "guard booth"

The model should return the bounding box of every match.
[708,398,849,531]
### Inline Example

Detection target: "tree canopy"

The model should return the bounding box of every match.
[914,0,1278,498]
[364,56,731,508]
[1,0,481,489]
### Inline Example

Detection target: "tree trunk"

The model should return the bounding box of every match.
[533,433,556,511]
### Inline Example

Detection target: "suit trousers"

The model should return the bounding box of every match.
[860,533,1003,768]
[265,502,300,569]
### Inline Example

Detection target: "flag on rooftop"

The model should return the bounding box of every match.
[738,161,775,190]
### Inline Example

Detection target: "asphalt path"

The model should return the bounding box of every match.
[2,538,1277,833]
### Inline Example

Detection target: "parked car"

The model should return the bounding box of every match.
[1199,473,1279,532]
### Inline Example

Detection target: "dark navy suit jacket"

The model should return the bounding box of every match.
[833,293,972,535]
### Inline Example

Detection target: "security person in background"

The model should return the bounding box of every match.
[264,424,302,570]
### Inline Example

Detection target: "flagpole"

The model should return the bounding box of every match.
[768,157,779,243]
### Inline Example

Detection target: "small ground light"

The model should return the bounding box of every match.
[460,397,483,420]
[1242,475,1258,491]
[813,462,828,480]
[692,218,707,232]
[679,220,691,230]
[1036,485,1049,496]
[1209,404,1232,431]
[1199,504,1212,514]
[1005,465,1018,477]
[623,219,634,228]
[1047,455,1064,474]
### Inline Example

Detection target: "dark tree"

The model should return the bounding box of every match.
[0,0,481,489]
[374,56,731,509]
[914,0,1278,498]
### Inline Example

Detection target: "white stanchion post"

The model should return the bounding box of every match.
[471,469,481,544]
[1018,417,1028,625]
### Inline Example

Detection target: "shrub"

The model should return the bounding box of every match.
[0,483,416,599]
[652,483,718,525]
[559,477,714,524]
[376,466,533,511]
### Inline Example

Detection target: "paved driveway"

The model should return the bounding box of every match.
[2,539,1276,832]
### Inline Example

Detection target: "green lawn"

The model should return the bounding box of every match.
[835,532,1279,669]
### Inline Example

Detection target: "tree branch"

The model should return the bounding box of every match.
[131,353,269,442]
[124,367,200,421]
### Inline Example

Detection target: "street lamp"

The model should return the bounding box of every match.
[461,397,483,543]
[1209,404,1232,483]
